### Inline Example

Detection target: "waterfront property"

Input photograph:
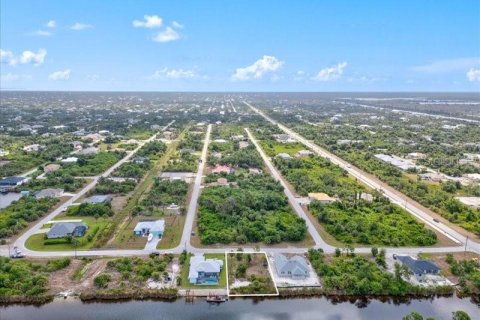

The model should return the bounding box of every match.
[0,176,26,187]
[188,254,223,285]
[397,256,441,282]
[47,222,88,239]
[274,254,310,279]
[133,219,165,238]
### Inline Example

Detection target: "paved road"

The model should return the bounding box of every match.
[179,124,212,252]
[2,121,175,257]
[244,101,480,255]
[245,128,332,250]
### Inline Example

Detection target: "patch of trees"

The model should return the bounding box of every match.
[67,203,113,218]
[446,254,480,295]
[0,196,58,240]
[219,146,263,169]
[307,249,452,296]
[112,162,150,179]
[310,199,437,246]
[106,255,174,284]
[91,177,136,195]
[137,141,166,159]
[143,179,188,207]
[198,175,307,245]
[0,257,71,297]
[25,171,87,192]
[59,151,124,176]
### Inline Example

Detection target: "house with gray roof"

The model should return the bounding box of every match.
[34,188,63,199]
[47,222,88,239]
[133,219,165,238]
[397,256,440,282]
[188,254,223,285]
[274,254,310,280]
[84,195,112,204]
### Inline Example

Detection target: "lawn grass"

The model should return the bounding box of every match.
[157,214,186,249]
[179,253,227,289]
[25,216,108,251]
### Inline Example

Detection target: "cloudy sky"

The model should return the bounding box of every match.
[1,0,479,91]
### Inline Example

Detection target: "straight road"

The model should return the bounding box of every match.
[244,101,480,255]
[245,128,331,250]
[179,124,212,252]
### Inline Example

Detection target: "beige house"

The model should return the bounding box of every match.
[308,193,336,204]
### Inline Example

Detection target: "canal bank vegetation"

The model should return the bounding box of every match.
[0,257,71,302]
[227,252,277,295]
[402,310,472,320]
[307,249,453,297]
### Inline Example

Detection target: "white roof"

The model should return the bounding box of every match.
[188,254,223,279]
[133,220,165,232]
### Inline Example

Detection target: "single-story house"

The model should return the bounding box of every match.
[276,153,292,160]
[274,254,310,279]
[84,195,112,204]
[397,256,441,282]
[133,219,165,237]
[159,172,196,183]
[79,147,99,155]
[456,197,480,209]
[213,139,228,143]
[47,222,88,239]
[239,141,250,149]
[230,135,246,141]
[188,254,223,285]
[273,134,296,143]
[44,163,61,173]
[71,141,83,150]
[61,157,78,164]
[23,144,45,152]
[34,188,64,199]
[132,156,147,164]
[0,176,26,187]
[359,192,374,202]
[308,192,336,204]
[419,172,444,182]
[295,150,313,158]
[211,164,234,174]
[249,168,262,175]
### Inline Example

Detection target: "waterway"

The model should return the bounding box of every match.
[0,192,21,209]
[1,296,479,320]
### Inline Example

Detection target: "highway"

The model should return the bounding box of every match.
[244,101,480,255]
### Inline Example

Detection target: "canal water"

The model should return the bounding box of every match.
[1,296,479,320]
[0,192,21,209]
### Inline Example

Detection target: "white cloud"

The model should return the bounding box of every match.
[20,49,47,65]
[231,55,284,81]
[31,30,52,36]
[1,49,46,66]
[311,62,347,81]
[133,15,163,28]
[172,21,184,29]
[150,68,198,79]
[152,27,180,43]
[70,23,93,30]
[49,69,71,80]
[87,74,99,81]
[467,68,480,82]
[46,20,56,28]
[0,49,15,65]
[412,58,480,74]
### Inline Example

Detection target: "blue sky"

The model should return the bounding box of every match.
[1,0,479,91]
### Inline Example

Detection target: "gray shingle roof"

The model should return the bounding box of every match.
[397,256,440,274]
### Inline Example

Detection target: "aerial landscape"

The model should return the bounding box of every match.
[1,1,479,320]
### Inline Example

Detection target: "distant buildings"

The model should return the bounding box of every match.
[211,164,234,174]
[276,153,292,160]
[61,157,78,164]
[159,172,196,183]
[456,197,480,209]
[273,134,296,143]
[78,147,99,155]
[188,254,223,285]
[274,254,310,280]
[23,144,46,152]
[374,154,418,171]
[295,150,313,158]
[44,163,61,173]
